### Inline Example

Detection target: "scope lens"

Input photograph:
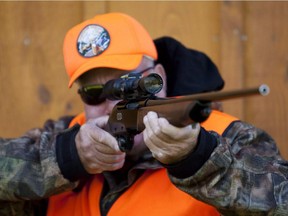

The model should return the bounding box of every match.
[142,74,163,94]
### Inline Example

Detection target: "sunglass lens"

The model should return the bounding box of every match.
[78,85,105,105]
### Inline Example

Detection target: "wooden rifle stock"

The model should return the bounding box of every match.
[106,84,269,151]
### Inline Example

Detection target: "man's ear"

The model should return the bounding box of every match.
[154,63,167,97]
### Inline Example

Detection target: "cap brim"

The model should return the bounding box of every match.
[68,54,143,88]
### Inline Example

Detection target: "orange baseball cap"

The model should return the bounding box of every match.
[63,12,158,87]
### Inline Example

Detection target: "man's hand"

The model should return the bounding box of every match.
[75,116,126,174]
[143,111,200,164]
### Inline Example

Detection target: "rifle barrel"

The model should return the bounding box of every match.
[145,84,270,106]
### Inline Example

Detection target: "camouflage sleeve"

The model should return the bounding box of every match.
[169,121,288,215]
[0,116,78,201]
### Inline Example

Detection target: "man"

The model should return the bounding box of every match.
[47,12,288,215]
[1,12,287,216]
[47,12,219,215]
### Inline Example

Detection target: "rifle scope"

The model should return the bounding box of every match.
[103,73,163,101]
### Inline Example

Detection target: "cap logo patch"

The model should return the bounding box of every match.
[77,24,110,57]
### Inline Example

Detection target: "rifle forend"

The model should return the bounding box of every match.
[106,82,270,152]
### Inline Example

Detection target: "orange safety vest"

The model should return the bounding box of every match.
[47,110,238,216]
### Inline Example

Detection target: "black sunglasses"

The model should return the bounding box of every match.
[78,84,106,105]
[78,66,155,105]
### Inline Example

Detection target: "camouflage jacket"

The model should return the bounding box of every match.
[169,121,288,215]
[0,117,78,216]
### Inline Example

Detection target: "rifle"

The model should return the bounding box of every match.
[103,72,270,152]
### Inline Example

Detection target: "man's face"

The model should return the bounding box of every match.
[77,57,166,120]
[78,68,128,120]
